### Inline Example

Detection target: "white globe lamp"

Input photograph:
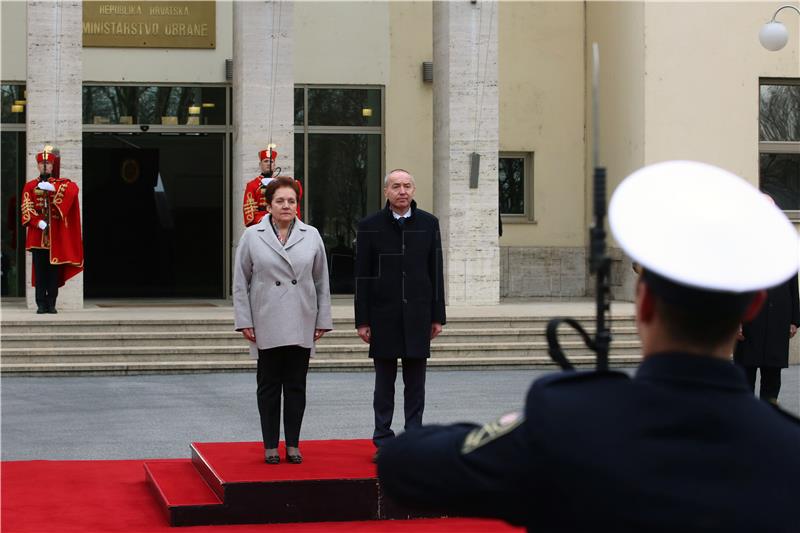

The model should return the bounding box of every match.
[759,21,789,51]
[760,5,800,51]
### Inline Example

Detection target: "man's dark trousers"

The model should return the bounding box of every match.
[32,248,59,311]
[373,357,427,447]
[741,366,782,401]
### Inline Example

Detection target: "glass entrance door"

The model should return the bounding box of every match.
[82,132,225,297]
[0,131,26,297]
[294,86,384,294]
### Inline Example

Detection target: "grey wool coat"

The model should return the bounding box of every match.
[233,217,333,357]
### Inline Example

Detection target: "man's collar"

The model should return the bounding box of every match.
[384,200,417,218]
[635,352,749,392]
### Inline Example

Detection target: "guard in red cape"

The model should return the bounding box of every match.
[20,146,84,313]
[243,147,303,227]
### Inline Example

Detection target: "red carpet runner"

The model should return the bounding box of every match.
[2,442,522,532]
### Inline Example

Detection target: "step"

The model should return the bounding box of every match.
[0,315,636,334]
[0,354,642,375]
[0,326,641,348]
[145,440,449,526]
[0,340,642,364]
[144,461,226,527]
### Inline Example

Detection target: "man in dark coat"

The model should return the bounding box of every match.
[734,274,799,402]
[355,169,446,452]
[376,161,800,532]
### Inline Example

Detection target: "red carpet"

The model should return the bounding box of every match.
[1,458,522,533]
[191,440,376,482]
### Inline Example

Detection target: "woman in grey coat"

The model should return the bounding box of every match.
[233,177,332,464]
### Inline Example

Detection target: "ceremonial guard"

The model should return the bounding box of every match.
[20,146,84,313]
[243,147,303,227]
[377,161,800,532]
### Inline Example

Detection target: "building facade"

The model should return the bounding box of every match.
[1,1,798,309]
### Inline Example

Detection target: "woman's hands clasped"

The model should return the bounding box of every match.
[241,328,256,342]
[242,327,327,342]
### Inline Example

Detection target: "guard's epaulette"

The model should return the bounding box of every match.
[533,369,629,389]
[768,400,800,425]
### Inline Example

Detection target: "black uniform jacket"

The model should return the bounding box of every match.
[377,353,800,532]
[354,201,446,359]
[735,275,800,368]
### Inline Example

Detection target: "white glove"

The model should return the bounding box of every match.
[37,220,48,230]
[37,181,56,192]
[261,177,274,187]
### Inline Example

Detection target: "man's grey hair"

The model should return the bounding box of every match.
[384,168,416,188]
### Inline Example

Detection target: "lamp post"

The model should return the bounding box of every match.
[759,4,800,51]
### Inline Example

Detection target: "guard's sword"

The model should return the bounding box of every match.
[546,43,612,372]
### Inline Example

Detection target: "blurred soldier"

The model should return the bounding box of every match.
[377,161,800,532]
[243,147,302,227]
[734,275,799,402]
[20,146,84,313]
[733,193,800,403]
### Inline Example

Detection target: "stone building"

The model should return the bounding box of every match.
[1,1,798,309]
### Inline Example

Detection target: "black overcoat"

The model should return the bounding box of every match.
[354,201,446,359]
[734,275,800,368]
[377,353,800,532]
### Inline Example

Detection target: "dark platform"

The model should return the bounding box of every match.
[144,439,442,527]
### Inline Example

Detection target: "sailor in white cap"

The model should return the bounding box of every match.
[376,160,800,532]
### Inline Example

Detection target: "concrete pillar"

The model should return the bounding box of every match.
[25,0,83,310]
[232,0,294,248]
[433,0,499,305]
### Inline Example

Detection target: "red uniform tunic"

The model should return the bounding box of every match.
[20,177,84,286]
[242,176,303,227]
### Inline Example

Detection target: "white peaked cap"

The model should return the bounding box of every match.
[609,160,799,293]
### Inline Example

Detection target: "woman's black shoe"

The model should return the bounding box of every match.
[265,455,280,464]
[286,454,303,464]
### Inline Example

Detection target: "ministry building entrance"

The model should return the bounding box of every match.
[82,85,230,298]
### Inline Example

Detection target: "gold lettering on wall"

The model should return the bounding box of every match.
[83,1,215,49]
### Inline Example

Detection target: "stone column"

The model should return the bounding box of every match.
[232,0,294,247]
[433,0,499,305]
[26,0,83,310]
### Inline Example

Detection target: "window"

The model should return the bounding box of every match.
[82,85,227,126]
[759,79,800,218]
[499,152,533,221]
[1,84,26,124]
[1,84,26,296]
[294,85,384,294]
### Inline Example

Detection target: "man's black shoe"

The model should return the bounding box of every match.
[47,308,57,314]
[36,307,47,314]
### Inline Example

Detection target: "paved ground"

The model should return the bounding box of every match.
[2,366,798,461]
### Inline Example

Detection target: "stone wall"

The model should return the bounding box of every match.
[500,246,586,298]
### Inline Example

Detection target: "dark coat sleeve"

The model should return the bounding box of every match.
[354,217,372,328]
[430,217,446,325]
[376,415,532,525]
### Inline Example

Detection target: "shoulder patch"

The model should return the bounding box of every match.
[461,411,524,454]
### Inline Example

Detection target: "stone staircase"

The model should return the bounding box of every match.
[0,313,642,375]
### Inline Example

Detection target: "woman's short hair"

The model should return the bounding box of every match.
[265,176,300,203]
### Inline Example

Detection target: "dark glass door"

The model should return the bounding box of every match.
[1,131,26,297]
[306,133,382,294]
[82,132,224,297]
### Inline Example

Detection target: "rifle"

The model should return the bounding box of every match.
[37,146,54,248]
[546,44,612,372]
